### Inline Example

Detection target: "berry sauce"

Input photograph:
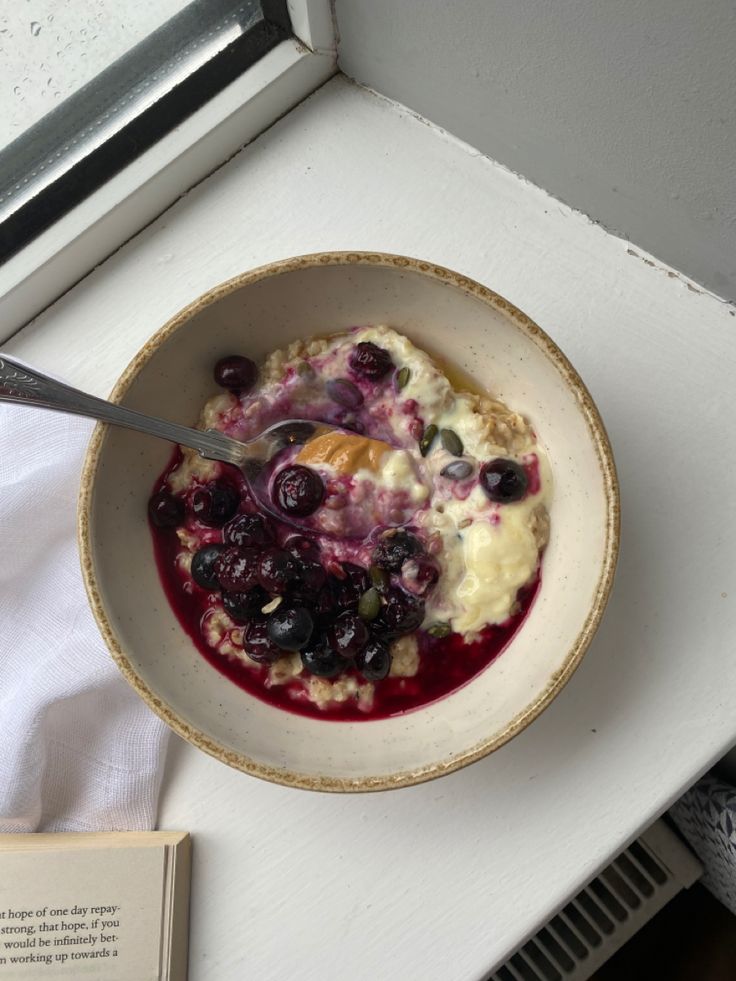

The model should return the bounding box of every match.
[150,454,539,721]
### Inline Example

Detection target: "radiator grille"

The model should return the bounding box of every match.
[487,819,702,981]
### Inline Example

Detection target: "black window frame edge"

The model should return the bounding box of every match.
[0,0,292,265]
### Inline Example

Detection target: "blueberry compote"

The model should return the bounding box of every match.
[149,445,538,721]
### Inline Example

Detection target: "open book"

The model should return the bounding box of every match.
[0,831,190,980]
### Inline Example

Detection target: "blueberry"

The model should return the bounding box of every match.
[301,642,344,678]
[223,587,268,622]
[191,481,239,526]
[326,612,369,659]
[223,513,274,547]
[349,341,394,380]
[371,530,423,572]
[313,585,337,624]
[213,355,258,393]
[374,587,424,637]
[267,606,314,651]
[289,560,327,601]
[479,459,528,503]
[283,535,320,563]
[215,546,260,592]
[148,490,184,529]
[357,637,392,681]
[273,465,325,517]
[257,546,298,594]
[344,562,370,585]
[242,619,282,664]
[333,563,370,610]
[191,544,225,589]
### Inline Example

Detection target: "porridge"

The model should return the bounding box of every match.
[148,326,550,719]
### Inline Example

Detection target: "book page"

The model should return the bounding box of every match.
[0,845,168,979]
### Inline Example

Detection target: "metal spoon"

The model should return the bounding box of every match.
[0,354,335,524]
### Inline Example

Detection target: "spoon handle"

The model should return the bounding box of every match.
[0,355,248,466]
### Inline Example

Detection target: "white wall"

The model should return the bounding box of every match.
[335,0,736,301]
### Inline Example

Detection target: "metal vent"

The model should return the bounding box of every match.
[488,819,702,981]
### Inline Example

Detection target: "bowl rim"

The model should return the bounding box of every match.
[78,250,620,792]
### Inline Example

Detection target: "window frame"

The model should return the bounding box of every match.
[0,0,336,343]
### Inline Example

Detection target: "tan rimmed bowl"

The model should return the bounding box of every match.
[79,252,619,792]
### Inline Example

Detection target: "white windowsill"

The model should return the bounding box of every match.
[4,75,735,980]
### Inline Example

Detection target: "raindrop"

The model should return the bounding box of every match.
[13,85,21,95]
[30,20,41,35]
[47,13,53,21]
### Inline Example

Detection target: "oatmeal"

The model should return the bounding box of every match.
[148,326,550,719]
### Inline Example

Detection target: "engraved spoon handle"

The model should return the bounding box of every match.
[0,355,248,466]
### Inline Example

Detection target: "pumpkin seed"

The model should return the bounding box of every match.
[440,460,473,481]
[419,423,438,456]
[358,587,381,621]
[396,366,411,389]
[369,565,390,592]
[296,361,315,379]
[326,377,364,409]
[427,621,452,638]
[440,428,464,456]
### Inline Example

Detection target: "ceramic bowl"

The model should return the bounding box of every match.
[79,252,619,791]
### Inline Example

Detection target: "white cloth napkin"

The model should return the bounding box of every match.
[0,403,169,833]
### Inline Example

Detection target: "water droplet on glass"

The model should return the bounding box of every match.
[30,20,41,35]
[13,85,21,96]
[47,13,54,21]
